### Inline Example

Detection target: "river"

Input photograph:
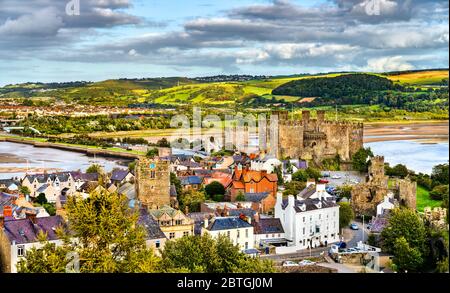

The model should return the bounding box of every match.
[0,142,131,179]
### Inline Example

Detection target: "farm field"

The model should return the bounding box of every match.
[385,70,448,85]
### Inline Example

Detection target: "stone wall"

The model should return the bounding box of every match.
[135,157,171,209]
[394,178,417,210]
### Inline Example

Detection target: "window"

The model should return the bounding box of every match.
[155,241,160,248]
[303,227,305,235]
[310,216,312,222]
[175,220,183,225]
[266,234,269,238]
[245,242,249,249]
[245,229,249,238]
[150,171,156,179]
[183,231,189,237]
[278,234,281,237]
[17,245,25,257]
[303,217,305,223]
[319,214,321,220]
[237,230,240,238]
[272,234,275,238]
[169,232,175,239]
[227,231,231,239]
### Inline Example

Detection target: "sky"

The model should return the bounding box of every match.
[0,0,448,85]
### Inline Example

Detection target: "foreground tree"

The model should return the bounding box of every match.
[205,181,225,198]
[392,237,424,273]
[161,234,275,273]
[18,190,161,273]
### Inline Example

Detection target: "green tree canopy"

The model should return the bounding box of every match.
[19,186,31,195]
[431,163,449,186]
[392,237,424,273]
[178,190,206,213]
[429,185,449,201]
[86,164,103,174]
[36,193,48,205]
[205,181,225,198]
[352,147,373,172]
[338,202,354,229]
[161,234,275,273]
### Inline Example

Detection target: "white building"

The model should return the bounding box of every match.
[275,182,340,252]
[250,155,282,174]
[202,216,254,251]
[376,195,395,216]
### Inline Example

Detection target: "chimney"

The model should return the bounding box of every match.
[246,216,251,225]
[25,210,37,224]
[3,205,12,217]
[254,212,260,223]
[0,214,4,229]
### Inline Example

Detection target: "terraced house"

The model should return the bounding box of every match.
[148,205,194,240]
[21,173,76,203]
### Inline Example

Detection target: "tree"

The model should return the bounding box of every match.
[205,181,225,198]
[431,163,449,186]
[274,166,284,185]
[156,138,170,147]
[18,190,161,273]
[161,234,275,273]
[146,148,159,158]
[36,193,48,205]
[336,184,353,199]
[381,208,426,256]
[429,185,449,200]
[386,164,409,178]
[352,147,373,172]
[19,186,31,195]
[292,167,321,182]
[86,164,102,174]
[235,191,246,202]
[338,202,354,229]
[178,190,206,213]
[128,160,136,173]
[170,172,182,196]
[392,237,424,273]
[283,181,306,196]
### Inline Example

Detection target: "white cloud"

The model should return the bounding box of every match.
[365,56,415,72]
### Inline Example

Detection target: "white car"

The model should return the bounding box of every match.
[282,261,299,267]
[299,260,316,266]
[331,175,342,179]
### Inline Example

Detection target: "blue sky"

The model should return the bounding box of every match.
[0,0,448,85]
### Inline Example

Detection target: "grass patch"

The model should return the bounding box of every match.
[416,185,443,212]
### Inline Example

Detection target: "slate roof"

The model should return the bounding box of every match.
[180,176,202,185]
[253,218,284,235]
[207,216,252,231]
[281,197,338,212]
[298,185,317,199]
[227,208,256,219]
[24,173,71,184]
[0,179,20,188]
[2,215,65,244]
[111,169,131,182]
[117,183,136,200]
[244,192,269,203]
[138,209,167,240]
[187,212,214,235]
[179,161,201,168]
[36,184,49,193]
[69,171,99,182]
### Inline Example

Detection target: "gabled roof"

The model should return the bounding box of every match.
[232,181,245,189]
[3,215,65,244]
[138,209,167,240]
[206,216,252,231]
[298,185,316,199]
[253,218,284,235]
[36,184,50,193]
[111,169,131,182]
[70,171,99,182]
[242,171,277,183]
[245,192,269,203]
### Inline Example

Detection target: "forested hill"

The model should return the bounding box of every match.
[272,74,403,98]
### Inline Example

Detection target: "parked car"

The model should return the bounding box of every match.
[350,223,359,230]
[319,179,329,184]
[282,261,299,267]
[299,260,316,266]
[331,175,342,179]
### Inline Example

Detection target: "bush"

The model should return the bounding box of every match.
[429,185,449,201]
[205,181,225,198]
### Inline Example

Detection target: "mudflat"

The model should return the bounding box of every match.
[364,121,449,143]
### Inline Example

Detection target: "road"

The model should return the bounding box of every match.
[346,220,370,247]
[261,247,329,262]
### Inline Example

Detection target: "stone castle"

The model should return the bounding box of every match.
[351,156,417,216]
[269,110,364,162]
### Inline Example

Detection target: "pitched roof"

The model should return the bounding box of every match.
[70,171,99,182]
[117,183,136,200]
[227,209,256,219]
[180,176,202,185]
[24,173,71,184]
[203,172,232,188]
[138,209,167,240]
[3,215,65,244]
[232,181,245,189]
[242,170,278,183]
[245,192,269,203]
[111,169,131,182]
[253,218,285,235]
[298,185,317,199]
[187,212,214,235]
[206,216,252,231]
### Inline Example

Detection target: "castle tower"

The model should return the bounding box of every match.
[135,157,171,209]
[317,110,325,123]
